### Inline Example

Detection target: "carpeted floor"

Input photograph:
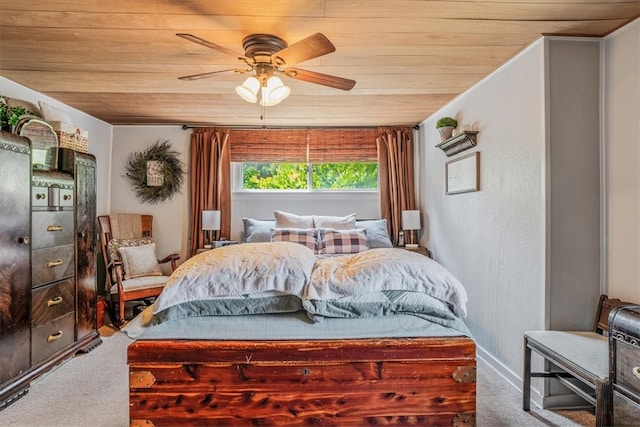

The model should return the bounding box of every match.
[0,327,594,427]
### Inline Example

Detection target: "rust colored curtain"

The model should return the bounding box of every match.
[377,127,416,245]
[189,127,230,256]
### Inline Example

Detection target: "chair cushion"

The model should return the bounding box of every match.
[118,243,163,279]
[525,330,608,380]
[110,275,169,294]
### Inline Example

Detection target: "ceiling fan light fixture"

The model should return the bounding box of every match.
[260,76,291,106]
[235,76,260,103]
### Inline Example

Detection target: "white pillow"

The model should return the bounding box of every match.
[118,243,163,279]
[273,210,314,228]
[314,214,356,230]
[38,101,73,126]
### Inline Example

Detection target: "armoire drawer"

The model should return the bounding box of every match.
[31,186,74,208]
[32,244,75,287]
[32,210,74,249]
[32,279,75,326]
[31,311,75,365]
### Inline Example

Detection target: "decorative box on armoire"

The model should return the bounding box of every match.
[0,130,102,410]
[609,305,640,425]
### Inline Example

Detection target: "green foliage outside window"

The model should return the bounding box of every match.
[242,162,378,190]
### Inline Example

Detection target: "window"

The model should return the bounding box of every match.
[230,128,379,191]
[241,162,378,190]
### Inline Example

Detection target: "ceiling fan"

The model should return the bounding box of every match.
[176,32,356,105]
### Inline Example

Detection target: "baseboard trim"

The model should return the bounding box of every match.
[476,345,545,408]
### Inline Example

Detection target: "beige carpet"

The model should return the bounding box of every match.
[0,327,594,427]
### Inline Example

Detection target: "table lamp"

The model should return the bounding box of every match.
[401,210,421,249]
[202,210,220,248]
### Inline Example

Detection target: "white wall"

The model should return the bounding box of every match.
[111,126,190,271]
[605,19,640,303]
[0,77,112,215]
[419,18,639,396]
[419,40,546,377]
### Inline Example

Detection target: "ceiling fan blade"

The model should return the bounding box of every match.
[176,33,246,59]
[178,68,248,81]
[283,67,356,91]
[272,33,335,67]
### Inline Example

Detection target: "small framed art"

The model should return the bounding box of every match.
[446,151,479,195]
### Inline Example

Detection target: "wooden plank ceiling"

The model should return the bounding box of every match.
[0,1,638,127]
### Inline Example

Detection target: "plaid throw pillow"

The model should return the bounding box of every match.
[270,228,319,252]
[319,228,369,254]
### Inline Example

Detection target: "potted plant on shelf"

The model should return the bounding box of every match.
[436,116,458,142]
[1,99,23,132]
[0,96,34,133]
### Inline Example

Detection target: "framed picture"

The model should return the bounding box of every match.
[446,151,479,195]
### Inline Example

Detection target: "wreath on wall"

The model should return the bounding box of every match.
[124,139,184,204]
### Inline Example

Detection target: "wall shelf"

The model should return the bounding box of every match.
[436,131,478,157]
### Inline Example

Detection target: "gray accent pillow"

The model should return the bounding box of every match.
[355,219,393,248]
[242,218,276,243]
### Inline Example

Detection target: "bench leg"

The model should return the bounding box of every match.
[595,380,611,427]
[523,336,532,411]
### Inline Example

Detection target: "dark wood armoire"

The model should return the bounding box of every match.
[0,131,102,410]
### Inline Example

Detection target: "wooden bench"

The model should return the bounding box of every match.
[523,294,630,426]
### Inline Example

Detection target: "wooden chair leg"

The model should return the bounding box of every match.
[118,295,126,326]
[106,296,117,325]
[523,336,532,411]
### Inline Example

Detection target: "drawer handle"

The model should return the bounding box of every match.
[48,296,63,307]
[36,193,46,200]
[47,331,63,343]
[633,367,640,380]
[47,259,63,268]
[63,194,72,201]
[47,225,63,232]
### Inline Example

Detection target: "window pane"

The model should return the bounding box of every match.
[242,163,308,190]
[311,163,378,189]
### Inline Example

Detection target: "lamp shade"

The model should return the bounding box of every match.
[401,210,421,230]
[260,76,290,106]
[202,210,221,231]
[235,76,260,103]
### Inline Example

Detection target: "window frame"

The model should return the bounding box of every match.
[232,162,380,193]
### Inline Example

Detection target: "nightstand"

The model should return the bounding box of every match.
[197,240,237,254]
[397,246,432,258]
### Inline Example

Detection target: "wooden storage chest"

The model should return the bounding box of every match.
[128,336,476,426]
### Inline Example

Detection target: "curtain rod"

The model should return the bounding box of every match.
[182,124,420,130]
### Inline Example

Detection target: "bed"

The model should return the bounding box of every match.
[123,227,476,426]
